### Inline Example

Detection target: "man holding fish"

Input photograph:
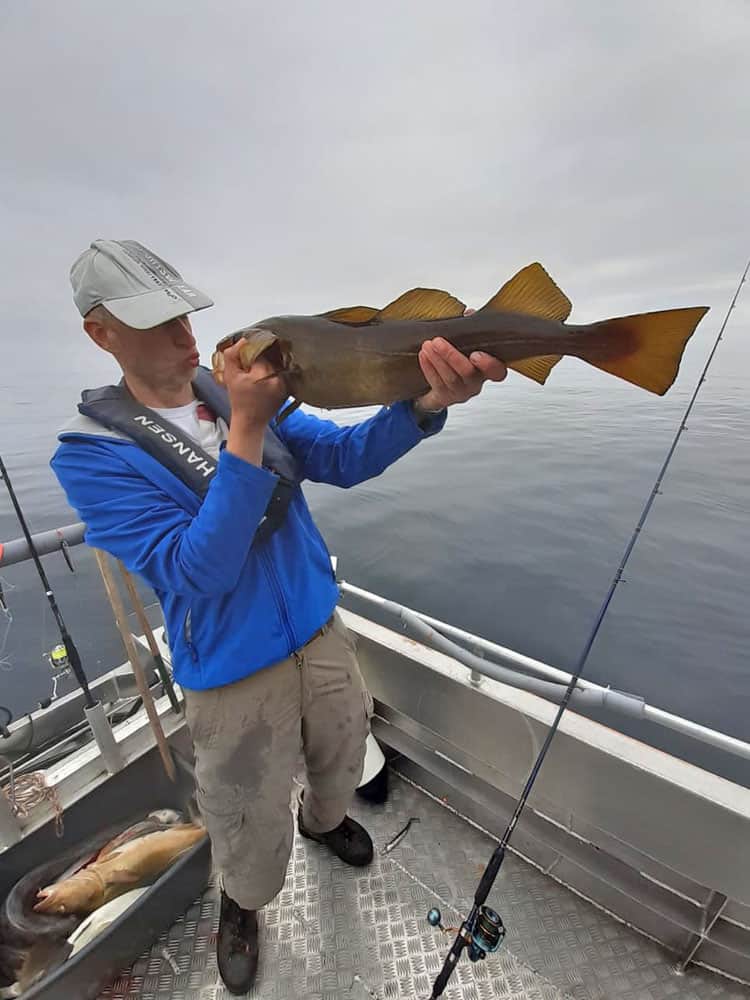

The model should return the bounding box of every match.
[50,239,508,993]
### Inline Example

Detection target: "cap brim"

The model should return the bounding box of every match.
[102,284,214,330]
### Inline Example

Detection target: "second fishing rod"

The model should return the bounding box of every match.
[0,454,95,709]
[0,456,178,778]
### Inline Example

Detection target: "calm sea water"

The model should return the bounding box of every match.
[1,308,748,787]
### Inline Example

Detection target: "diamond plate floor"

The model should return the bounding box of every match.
[99,772,750,1000]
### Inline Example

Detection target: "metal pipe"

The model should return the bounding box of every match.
[0,522,85,567]
[341,579,592,687]
[387,600,645,716]
[340,580,750,762]
[641,705,750,762]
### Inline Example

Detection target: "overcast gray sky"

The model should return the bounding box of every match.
[1,0,748,384]
[2,2,749,755]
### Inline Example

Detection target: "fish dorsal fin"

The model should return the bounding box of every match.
[507,354,563,385]
[480,263,572,322]
[320,305,380,324]
[377,288,466,321]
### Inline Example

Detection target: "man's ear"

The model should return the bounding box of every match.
[83,316,114,353]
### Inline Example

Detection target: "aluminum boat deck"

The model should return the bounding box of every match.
[99,770,749,1000]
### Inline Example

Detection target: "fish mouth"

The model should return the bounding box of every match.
[212,327,289,384]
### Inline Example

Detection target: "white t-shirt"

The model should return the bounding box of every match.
[152,399,229,461]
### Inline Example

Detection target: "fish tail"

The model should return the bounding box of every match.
[582,306,709,395]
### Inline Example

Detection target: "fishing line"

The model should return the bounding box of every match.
[0,575,15,672]
[427,259,749,999]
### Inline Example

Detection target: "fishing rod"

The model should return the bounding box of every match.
[426,259,749,999]
[0,455,95,709]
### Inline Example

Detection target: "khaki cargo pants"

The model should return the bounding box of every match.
[183,611,373,910]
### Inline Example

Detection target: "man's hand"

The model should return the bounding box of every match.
[223,339,288,427]
[223,339,288,466]
[415,309,508,416]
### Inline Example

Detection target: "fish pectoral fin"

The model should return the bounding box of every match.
[481,263,572,321]
[377,288,466,321]
[319,305,380,324]
[104,867,140,885]
[507,355,563,385]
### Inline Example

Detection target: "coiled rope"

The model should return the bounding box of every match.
[0,755,64,837]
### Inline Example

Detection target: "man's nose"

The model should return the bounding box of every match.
[170,316,195,346]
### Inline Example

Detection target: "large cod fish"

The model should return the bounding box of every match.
[0,811,200,991]
[211,263,709,409]
[32,823,205,916]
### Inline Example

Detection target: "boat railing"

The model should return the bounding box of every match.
[339,579,750,762]
[2,520,749,763]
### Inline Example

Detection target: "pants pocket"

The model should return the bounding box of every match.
[183,688,223,751]
[332,609,358,654]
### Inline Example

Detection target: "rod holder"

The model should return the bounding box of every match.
[0,786,22,847]
[84,700,124,774]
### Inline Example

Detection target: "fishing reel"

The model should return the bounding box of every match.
[44,643,71,677]
[43,643,72,701]
[427,905,505,962]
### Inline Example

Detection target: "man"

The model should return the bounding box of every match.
[51,239,507,994]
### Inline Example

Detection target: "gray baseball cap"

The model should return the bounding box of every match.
[70,239,214,329]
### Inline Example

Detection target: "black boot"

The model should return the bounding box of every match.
[217,888,259,995]
[298,810,374,866]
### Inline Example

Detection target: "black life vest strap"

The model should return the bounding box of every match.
[77,368,300,543]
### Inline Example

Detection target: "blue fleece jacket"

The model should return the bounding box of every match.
[50,399,446,690]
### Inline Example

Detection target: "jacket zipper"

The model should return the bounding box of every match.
[261,548,297,652]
